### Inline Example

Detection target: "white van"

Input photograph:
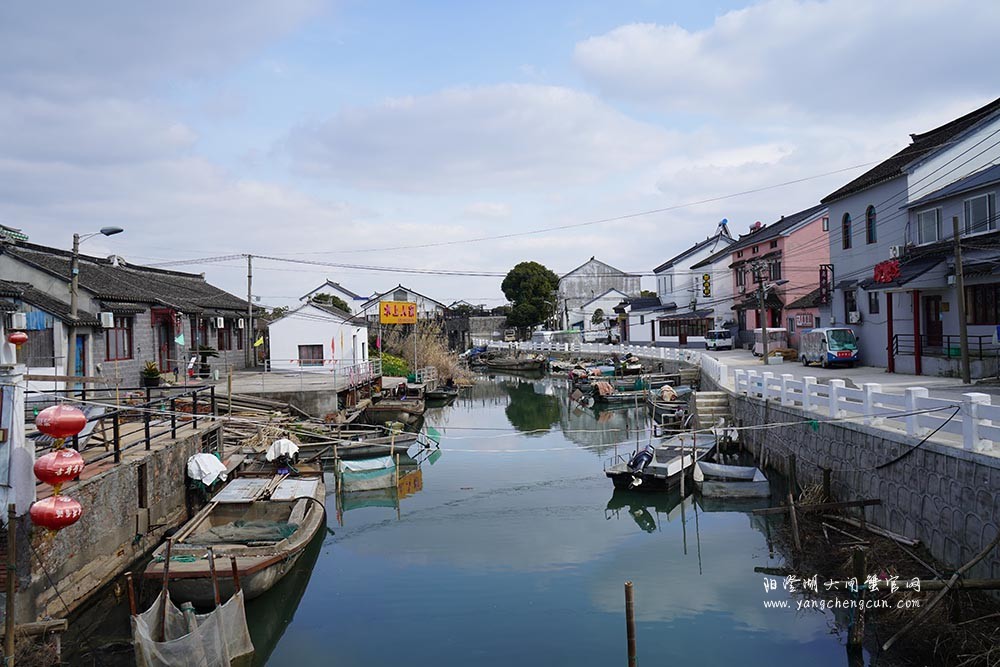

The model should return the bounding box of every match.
[800,328,859,368]
[705,329,733,351]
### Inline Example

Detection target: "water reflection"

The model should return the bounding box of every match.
[502,380,561,435]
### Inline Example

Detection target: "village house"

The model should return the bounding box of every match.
[357,284,449,325]
[557,258,640,331]
[0,237,254,390]
[726,204,829,349]
[267,301,369,371]
[645,222,733,346]
[821,96,1000,375]
[299,280,372,311]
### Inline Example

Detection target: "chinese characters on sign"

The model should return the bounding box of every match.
[379,300,417,325]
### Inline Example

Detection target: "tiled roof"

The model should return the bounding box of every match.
[904,163,1000,210]
[654,233,732,273]
[2,241,250,314]
[658,308,714,321]
[723,204,828,255]
[786,288,821,310]
[0,279,99,325]
[822,97,1000,204]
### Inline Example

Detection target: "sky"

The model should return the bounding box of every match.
[2,0,998,310]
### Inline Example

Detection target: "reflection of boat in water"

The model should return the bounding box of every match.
[483,355,547,372]
[605,488,688,532]
[144,475,326,606]
[604,433,717,491]
[693,462,770,499]
[244,527,325,665]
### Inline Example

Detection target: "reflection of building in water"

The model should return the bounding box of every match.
[559,398,648,457]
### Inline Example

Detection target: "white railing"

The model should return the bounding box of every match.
[470,338,1000,451]
[262,359,382,388]
[733,368,996,453]
[414,366,438,385]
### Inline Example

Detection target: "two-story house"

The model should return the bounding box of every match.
[726,205,829,349]
[557,258,640,331]
[821,96,1000,373]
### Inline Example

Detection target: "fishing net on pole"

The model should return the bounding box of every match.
[132,590,254,667]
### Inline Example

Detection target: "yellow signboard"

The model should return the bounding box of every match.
[380,300,417,324]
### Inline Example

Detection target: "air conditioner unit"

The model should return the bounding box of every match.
[215,317,225,328]
[9,312,27,330]
[848,311,862,324]
[99,312,115,328]
[888,245,903,259]
[237,318,245,329]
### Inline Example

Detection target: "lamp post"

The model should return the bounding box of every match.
[70,227,124,319]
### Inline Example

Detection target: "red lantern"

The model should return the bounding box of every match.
[29,495,83,531]
[33,449,85,488]
[6,331,27,346]
[35,405,87,440]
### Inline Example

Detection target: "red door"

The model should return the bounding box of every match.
[923,295,943,349]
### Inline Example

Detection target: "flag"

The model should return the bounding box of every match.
[253,336,264,348]
[376,334,381,350]
[174,333,185,345]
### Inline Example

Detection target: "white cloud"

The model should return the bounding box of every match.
[284,84,674,193]
[574,0,1000,119]
[462,202,512,220]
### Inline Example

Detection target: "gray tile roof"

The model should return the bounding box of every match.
[903,162,1000,210]
[822,97,1000,204]
[0,279,99,325]
[2,241,250,315]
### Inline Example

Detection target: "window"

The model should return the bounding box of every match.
[393,289,408,301]
[736,269,745,287]
[868,291,880,315]
[736,250,744,258]
[105,316,133,361]
[842,213,852,249]
[195,319,209,348]
[752,245,759,254]
[865,205,877,244]
[217,324,232,351]
[964,193,996,235]
[787,316,795,333]
[639,315,645,325]
[658,318,712,337]
[298,344,324,366]
[965,284,1000,324]
[768,260,781,281]
[844,289,857,321]
[15,326,54,367]
[917,208,940,244]
[770,240,778,249]
[822,216,829,232]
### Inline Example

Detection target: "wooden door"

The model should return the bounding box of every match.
[923,295,943,349]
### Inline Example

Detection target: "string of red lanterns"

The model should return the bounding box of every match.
[29,404,87,532]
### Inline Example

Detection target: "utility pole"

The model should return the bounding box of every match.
[246,254,253,368]
[952,217,971,384]
[753,261,769,365]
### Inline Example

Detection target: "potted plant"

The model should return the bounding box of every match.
[196,345,219,379]
[140,361,161,388]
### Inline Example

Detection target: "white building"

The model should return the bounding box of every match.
[267,302,369,372]
[615,296,670,345]
[357,284,448,325]
[558,258,640,329]
[577,288,630,341]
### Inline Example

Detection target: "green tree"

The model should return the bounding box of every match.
[591,308,605,327]
[501,261,559,330]
[310,293,351,313]
[640,290,657,298]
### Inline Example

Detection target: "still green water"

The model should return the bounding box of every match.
[261,374,866,666]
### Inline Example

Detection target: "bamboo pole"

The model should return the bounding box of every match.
[848,548,866,649]
[6,505,16,666]
[125,572,137,616]
[229,557,242,593]
[160,539,173,642]
[206,546,221,607]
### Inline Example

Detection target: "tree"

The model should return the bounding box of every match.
[591,308,605,327]
[310,293,351,313]
[640,290,657,298]
[501,261,560,330]
[260,305,289,321]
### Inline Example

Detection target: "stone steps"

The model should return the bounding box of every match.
[693,391,732,429]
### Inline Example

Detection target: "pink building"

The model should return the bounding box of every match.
[727,205,830,349]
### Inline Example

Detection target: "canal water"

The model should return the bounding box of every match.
[75,373,872,665]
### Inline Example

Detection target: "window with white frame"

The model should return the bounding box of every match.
[917,208,940,244]
[964,192,996,235]
[735,269,745,287]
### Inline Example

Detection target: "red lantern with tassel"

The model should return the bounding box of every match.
[33,449,85,489]
[6,331,27,347]
[29,495,83,531]
[35,405,87,440]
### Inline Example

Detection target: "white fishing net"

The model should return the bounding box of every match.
[132,590,254,667]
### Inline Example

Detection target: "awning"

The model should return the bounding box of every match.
[657,308,714,321]
[100,301,146,314]
[835,279,857,290]
[732,292,783,311]
[858,256,944,291]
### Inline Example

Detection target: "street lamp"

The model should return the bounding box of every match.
[71,227,124,318]
[758,278,788,366]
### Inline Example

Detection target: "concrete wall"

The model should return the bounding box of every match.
[469,316,507,341]
[16,425,220,620]
[907,114,1000,204]
[268,304,368,371]
[559,259,639,328]
[728,393,1000,582]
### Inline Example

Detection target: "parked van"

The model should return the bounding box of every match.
[503,328,517,342]
[705,329,733,351]
[800,327,859,368]
[752,328,787,357]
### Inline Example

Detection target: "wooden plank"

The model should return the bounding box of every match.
[752,498,881,516]
[25,374,122,384]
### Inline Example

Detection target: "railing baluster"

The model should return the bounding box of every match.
[144,387,151,450]
[171,397,177,438]
[113,412,121,463]
[193,389,199,428]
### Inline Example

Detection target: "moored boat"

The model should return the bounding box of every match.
[604,433,717,491]
[482,355,547,372]
[145,474,326,606]
[693,461,770,499]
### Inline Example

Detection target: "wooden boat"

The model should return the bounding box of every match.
[366,397,425,424]
[334,456,397,492]
[693,462,770,499]
[424,386,459,402]
[604,433,717,491]
[145,474,326,606]
[482,355,546,372]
